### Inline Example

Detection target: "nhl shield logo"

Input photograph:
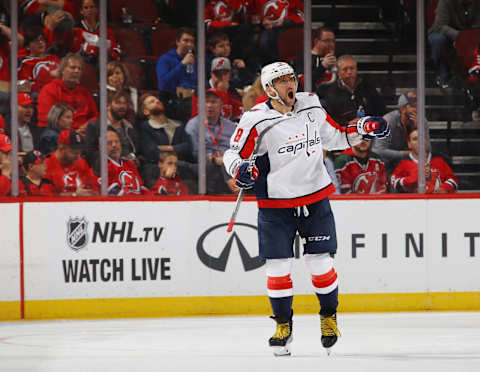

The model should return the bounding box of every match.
[66,217,89,251]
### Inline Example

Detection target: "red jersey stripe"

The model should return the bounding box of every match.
[325,113,345,132]
[239,127,259,159]
[267,274,293,290]
[312,268,337,288]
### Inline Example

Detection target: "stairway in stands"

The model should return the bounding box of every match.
[312,0,480,191]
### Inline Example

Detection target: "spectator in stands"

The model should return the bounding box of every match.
[105,129,149,196]
[334,140,387,194]
[107,61,138,120]
[138,93,191,165]
[241,75,267,111]
[85,91,139,169]
[372,91,431,175]
[191,60,244,122]
[428,0,480,89]
[295,26,337,91]
[18,26,61,94]
[5,93,39,153]
[37,52,99,134]
[73,0,121,61]
[152,151,189,196]
[44,129,99,196]
[319,55,386,124]
[0,133,12,196]
[19,150,57,196]
[206,31,254,89]
[21,7,75,57]
[246,0,304,64]
[390,129,458,193]
[205,1,246,31]
[0,23,25,93]
[156,27,197,99]
[185,89,237,194]
[19,0,75,19]
[38,103,74,154]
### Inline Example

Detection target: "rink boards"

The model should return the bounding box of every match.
[1,196,480,320]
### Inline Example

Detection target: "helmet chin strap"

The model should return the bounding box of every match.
[266,85,288,106]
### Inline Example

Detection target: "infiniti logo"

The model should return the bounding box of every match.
[196,223,265,272]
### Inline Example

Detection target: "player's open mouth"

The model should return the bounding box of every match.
[288,91,294,99]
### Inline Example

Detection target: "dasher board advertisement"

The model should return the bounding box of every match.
[22,199,480,302]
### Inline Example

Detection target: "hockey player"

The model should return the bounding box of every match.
[223,62,389,356]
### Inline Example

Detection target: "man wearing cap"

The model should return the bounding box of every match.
[44,129,99,196]
[19,150,56,196]
[36,53,99,133]
[199,57,244,122]
[185,89,237,194]
[0,133,12,196]
[5,93,39,153]
[372,91,431,175]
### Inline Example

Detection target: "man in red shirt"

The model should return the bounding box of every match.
[19,150,57,196]
[36,53,99,133]
[334,139,387,194]
[106,129,149,196]
[44,129,99,196]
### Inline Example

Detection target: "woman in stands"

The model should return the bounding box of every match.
[38,103,74,154]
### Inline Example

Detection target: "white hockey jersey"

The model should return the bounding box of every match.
[223,92,360,208]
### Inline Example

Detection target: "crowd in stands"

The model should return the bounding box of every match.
[0,0,476,197]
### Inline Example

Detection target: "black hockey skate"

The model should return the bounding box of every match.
[321,313,340,355]
[269,314,293,356]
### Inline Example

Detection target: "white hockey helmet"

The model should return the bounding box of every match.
[261,62,297,103]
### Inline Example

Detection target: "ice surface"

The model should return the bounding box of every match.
[1,312,479,372]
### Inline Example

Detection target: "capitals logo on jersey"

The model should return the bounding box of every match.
[277,122,321,157]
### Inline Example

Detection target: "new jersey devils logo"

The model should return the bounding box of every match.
[63,171,82,192]
[119,171,140,193]
[352,172,376,194]
[263,0,289,24]
[214,1,234,21]
[32,61,58,78]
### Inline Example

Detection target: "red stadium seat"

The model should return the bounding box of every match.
[109,0,160,24]
[113,28,147,59]
[277,27,304,62]
[456,29,480,77]
[151,28,177,58]
[80,62,98,93]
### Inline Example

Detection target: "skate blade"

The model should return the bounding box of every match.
[272,345,291,357]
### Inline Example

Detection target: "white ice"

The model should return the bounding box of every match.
[1,312,480,372]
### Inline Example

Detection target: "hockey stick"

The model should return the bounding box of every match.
[226,119,284,232]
